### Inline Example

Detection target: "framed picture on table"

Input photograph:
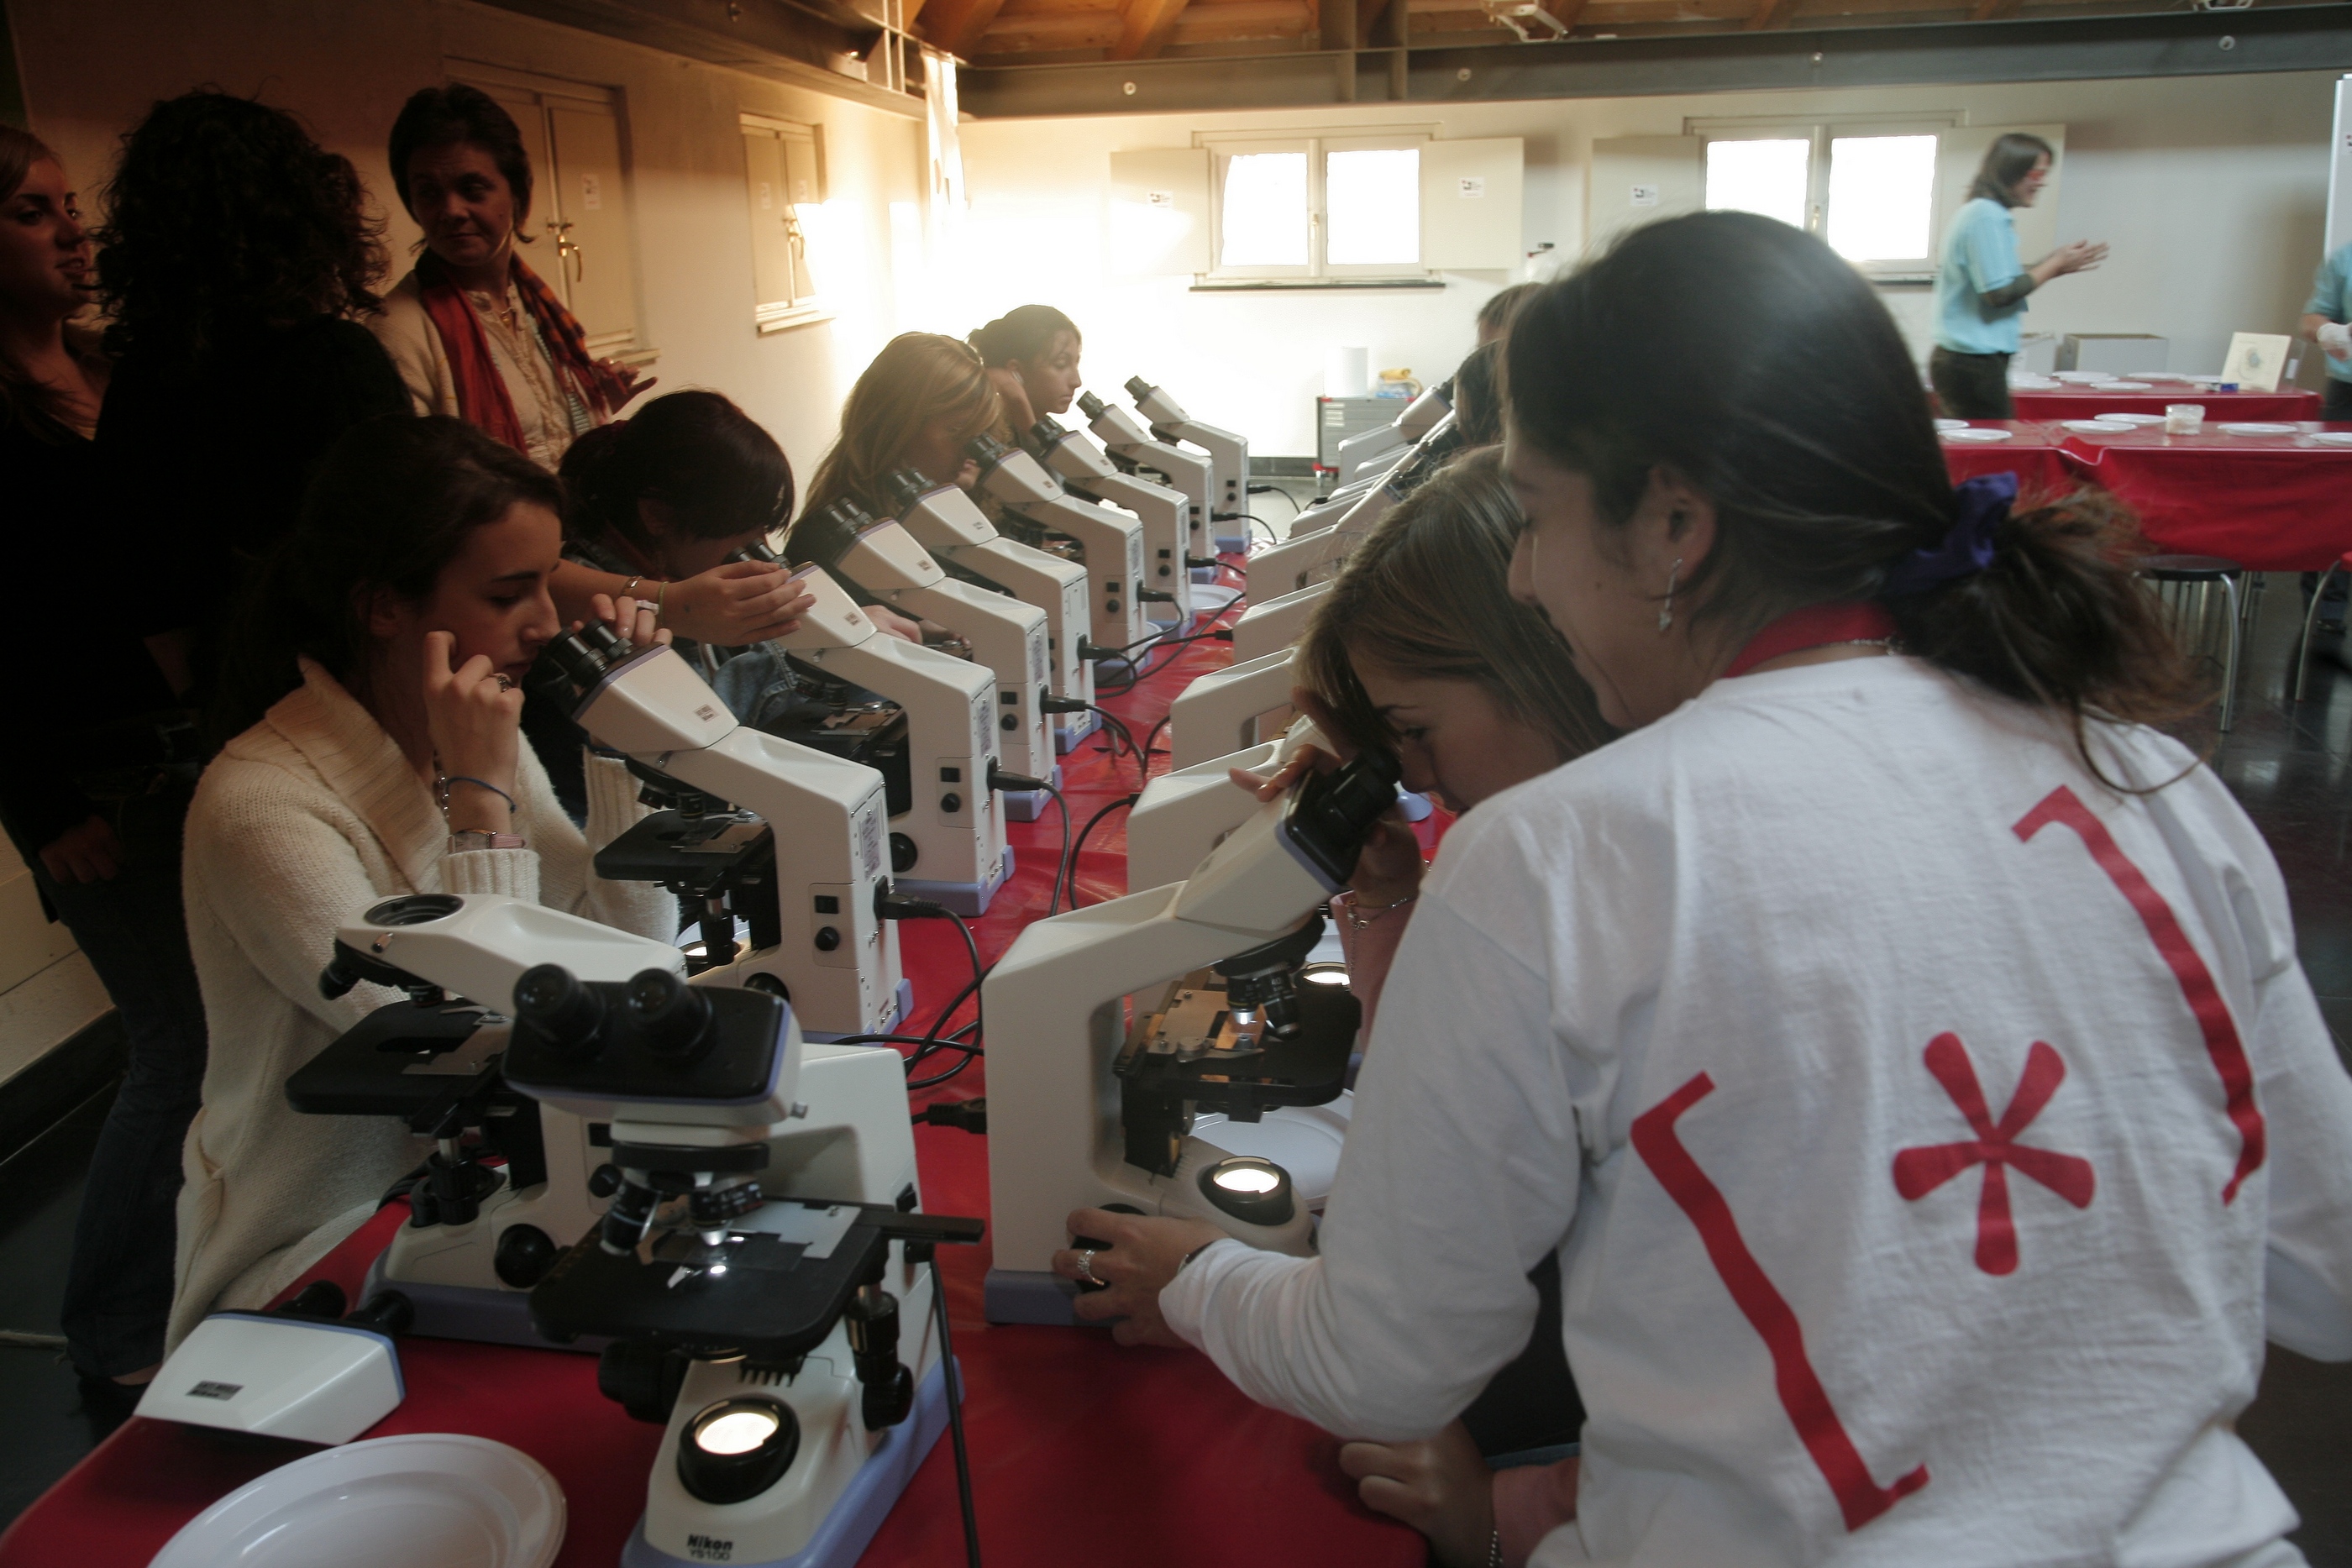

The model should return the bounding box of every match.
[2222,332,2294,392]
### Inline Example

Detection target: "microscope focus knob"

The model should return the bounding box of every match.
[514,964,605,1059]
[626,968,715,1061]
[587,1162,625,1199]
[493,1224,559,1288]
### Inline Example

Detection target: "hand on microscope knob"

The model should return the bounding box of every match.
[422,631,523,835]
[659,559,818,647]
[1050,1207,1227,1347]
[585,592,671,652]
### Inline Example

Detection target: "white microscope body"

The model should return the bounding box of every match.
[551,632,908,1040]
[968,434,1148,659]
[885,469,1098,754]
[787,494,1057,814]
[1167,647,1300,770]
[1333,381,1452,484]
[1075,389,1224,554]
[755,552,1010,916]
[1026,417,1196,627]
[980,751,1400,1324]
[1126,376,1250,530]
[1249,412,1460,600]
[1129,718,1328,894]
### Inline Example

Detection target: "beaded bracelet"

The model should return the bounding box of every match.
[437,774,517,815]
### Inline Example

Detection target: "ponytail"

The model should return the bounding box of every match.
[968,304,1079,368]
[557,390,793,559]
[1505,212,2198,782]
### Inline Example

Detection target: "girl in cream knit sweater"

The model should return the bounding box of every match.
[169,417,680,1349]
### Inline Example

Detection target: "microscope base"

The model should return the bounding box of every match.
[805,977,912,1045]
[618,1358,953,1568]
[359,1255,602,1353]
[1052,709,1100,754]
[893,843,1015,918]
[1000,765,1061,821]
[1213,526,1250,553]
[982,1267,1085,1326]
[1189,582,1242,624]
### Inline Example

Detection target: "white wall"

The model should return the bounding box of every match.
[958,71,2339,456]
[8,0,930,482]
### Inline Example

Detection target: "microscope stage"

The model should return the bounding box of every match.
[1117,969,1357,1115]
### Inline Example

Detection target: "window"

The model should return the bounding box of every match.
[742,116,827,333]
[1207,134,1426,282]
[1700,119,1950,279]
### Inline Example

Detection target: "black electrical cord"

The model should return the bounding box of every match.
[1142,714,1172,764]
[1039,782,1074,915]
[928,1254,983,1568]
[1067,793,1139,907]
[875,897,989,1075]
[1084,705,1144,788]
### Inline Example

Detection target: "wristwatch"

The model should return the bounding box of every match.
[448,831,528,853]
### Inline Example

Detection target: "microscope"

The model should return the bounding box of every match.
[538,624,910,1041]
[281,890,984,1567]
[980,747,1401,1324]
[1128,716,1329,895]
[1074,390,1226,555]
[1250,413,1462,600]
[1333,380,1452,485]
[967,433,1151,663]
[732,529,1011,917]
[766,496,1056,822]
[883,467,1100,756]
[1024,417,1202,629]
[1167,647,1300,770]
[1125,376,1251,533]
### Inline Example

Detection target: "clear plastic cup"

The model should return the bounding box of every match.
[2166,403,2206,436]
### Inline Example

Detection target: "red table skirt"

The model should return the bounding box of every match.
[0,583,1427,1568]
[1943,422,2352,572]
[2010,389,2320,423]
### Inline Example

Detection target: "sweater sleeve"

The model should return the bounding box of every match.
[1161,889,1585,1440]
[507,747,677,944]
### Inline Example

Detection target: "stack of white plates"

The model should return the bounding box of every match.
[2091,380,2154,391]
[150,1434,565,1568]
[2129,371,2189,382]
[2008,375,2061,389]
[1933,418,1969,431]
[2310,431,2352,447]
[2094,412,2166,426]
[2218,422,2297,436]
[2063,420,2136,434]
[2053,371,2110,384]
[1941,427,2015,443]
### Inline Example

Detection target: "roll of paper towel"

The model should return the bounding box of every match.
[1326,346,1368,399]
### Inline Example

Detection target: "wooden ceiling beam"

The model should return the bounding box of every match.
[1110,0,1195,56]
[1745,0,1799,28]
[920,0,1013,54]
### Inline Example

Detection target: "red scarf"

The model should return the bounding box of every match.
[415,251,631,454]
[1722,602,1899,679]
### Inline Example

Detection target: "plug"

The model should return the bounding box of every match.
[1040,695,1091,715]
[879,892,957,922]
[914,1098,987,1135]
[1138,589,1176,603]
[988,760,1052,794]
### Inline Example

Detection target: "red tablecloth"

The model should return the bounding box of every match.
[2010,388,2320,423]
[0,579,1428,1568]
[1940,422,2352,572]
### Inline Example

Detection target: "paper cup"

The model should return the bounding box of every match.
[2166,403,2206,435]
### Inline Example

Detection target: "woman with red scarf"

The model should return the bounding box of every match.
[371,87,806,653]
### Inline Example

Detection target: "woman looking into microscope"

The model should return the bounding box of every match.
[1055,212,2352,1568]
[969,303,1084,437]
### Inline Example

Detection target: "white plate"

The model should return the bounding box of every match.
[2052,371,2110,383]
[2218,422,2297,436]
[1940,427,2014,442]
[2063,420,2136,433]
[1933,418,1969,430]
[2093,412,2166,425]
[2090,380,2153,391]
[150,1434,564,1568]
[2308,431,2352,446]
[2178,374,2229,384]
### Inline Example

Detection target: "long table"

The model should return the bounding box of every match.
[1941,421,2352,572]
[0,585,1426,1568]
[2009,387,2320,424]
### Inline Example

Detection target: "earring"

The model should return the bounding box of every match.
[1658,556,1683,633]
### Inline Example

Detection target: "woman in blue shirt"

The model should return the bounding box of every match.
[1930,134,2107,419]
[2298,242,2352,420]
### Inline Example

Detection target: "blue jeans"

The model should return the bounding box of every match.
[36,777,208,1378]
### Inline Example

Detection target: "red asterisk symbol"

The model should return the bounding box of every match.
[1893,1034,2095,1276]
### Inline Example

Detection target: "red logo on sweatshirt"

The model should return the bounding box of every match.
[1893,1035,2096,1275]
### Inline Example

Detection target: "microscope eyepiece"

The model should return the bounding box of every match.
[882,468,934,512]
[579,621,627,660]
[963,433,1011,465]
[514,962,606,1059]
[791,501,867,571]
[1026,418,1067,451]
[1123,375,1155,402]
[626,968,716,1062]
[728,538,785,568]
[543,631,610,692]
[1076,390,1108,420]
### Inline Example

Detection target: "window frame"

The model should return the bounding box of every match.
[1693,113,1958,282]
[741,113,832,335]
[1200,129,1432,286]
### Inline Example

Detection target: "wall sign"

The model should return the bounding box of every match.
[1458,176,1486,198]
[1630,183,1660,207]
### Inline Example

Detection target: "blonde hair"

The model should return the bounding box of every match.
[1297,448,1609,765]
[797,333,1000,540]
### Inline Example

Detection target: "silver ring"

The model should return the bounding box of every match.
[493,674,516,691]
[1075,1248,1101,1287]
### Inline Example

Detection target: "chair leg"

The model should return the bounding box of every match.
[2218,572,2242,732]
[2294,564,2342,704]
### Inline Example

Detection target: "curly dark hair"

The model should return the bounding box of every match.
[388,84,535,223]
[97,91,386,357]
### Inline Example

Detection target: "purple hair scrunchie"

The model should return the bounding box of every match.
[1882,471,2015,597]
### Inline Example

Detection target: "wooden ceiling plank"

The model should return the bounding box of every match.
[1111,0,1195,57]
[1745,0,1799,28]
[921,0,1013,54]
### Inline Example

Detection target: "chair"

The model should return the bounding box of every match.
[2292,550,2352,703]
[2134,554,2244,732]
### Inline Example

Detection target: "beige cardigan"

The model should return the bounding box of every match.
[170,659,675,1348]
[369,269,599,474]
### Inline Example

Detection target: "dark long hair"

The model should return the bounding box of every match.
[969,304,1079,367]
[1505,212,2197,776]
[388,84,536,223]
[560,391,794,559]
[0,127,106,443]
[1299,448,1608,768]
[211,416,560,742]
[1969,133,2055,207]
[1451,342,1503,448]
[98,92,386,359]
